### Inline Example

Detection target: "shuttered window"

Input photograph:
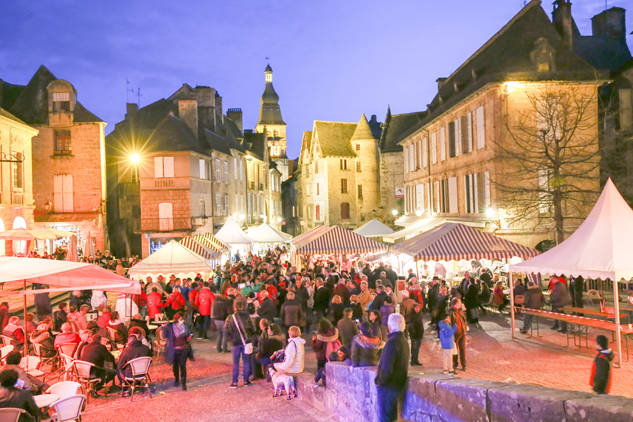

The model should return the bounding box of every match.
[53,174,73,212]
[416,184,424,211]
[199,159,206,179]
[439,127,446,161]
[341,203,350,219]
[476,106,485,149]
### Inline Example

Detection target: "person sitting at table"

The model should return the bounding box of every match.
[70,305,90,332]
[97,306,112,328]
[75,330,93,359]
[128,313,150,337]
[3,316,25,350]
[52,302,68,332]
[24,314,36,335]
[490,281,509,313]
[3,351,48,395]
[0,369,39,422]
[30,321,56,358]
[79,334,117,397]
[128,327,152,349]
[117,333,152,397]
[53,322,81,349]
[86,319,107,339]
[108,311,128,345]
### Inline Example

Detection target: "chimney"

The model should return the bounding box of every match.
[552,0,574,50]
[227,108,243,133]
[178,99,198,134]
[592,7,626,40]
[436,78,448,91]
[125,103,138,119]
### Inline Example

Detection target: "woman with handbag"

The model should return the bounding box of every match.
[224,301,256,388]
[164,312,193,390]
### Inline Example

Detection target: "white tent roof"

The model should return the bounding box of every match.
[510,179,633,281]
[215,215,255,245]
[247,223,292,243]
[353,219,394,237]
[128,240,215,279]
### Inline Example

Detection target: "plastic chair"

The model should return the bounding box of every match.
[1,335,13,347]
[0,408,26,422]
[57,343,79,359]
[0,344,15,364]
[120,356,152,401]
[46,381,81,401]
[47,394,86,422]
[71,360,105,404]
[20,355,45,378]
[32,341,58,369]
[59,353,76,381]
[152,327,165,360]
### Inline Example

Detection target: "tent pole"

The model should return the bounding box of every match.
[509,271,516,340]
[23,279,27,357]
[613,278,622,368]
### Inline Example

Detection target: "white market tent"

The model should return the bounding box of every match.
[128,240,215,280]
[215,216,256,244]
[509,179,633,366]
[353,219,394,237]
[247,223,292,243]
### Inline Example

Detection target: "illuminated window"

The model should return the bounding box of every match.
[54,130,72,155]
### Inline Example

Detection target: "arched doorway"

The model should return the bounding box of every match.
[13,216,27,256]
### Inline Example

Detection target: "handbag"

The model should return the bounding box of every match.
[232,314,253,354]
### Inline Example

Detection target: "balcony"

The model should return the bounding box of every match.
[12,192,24,205]
[140,177,190,190]
[141,217,192,232]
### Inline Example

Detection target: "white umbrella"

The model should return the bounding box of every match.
[0,229,57,241]
[67,235,78,262]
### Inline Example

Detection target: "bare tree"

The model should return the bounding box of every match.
[494,85,601,244]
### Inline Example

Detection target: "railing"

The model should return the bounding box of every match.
[12,192,24,205]
[141,218,192,232]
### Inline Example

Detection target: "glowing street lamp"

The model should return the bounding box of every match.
[415,209,423,217]
[391,209,398,216]
[130,153,140,163]
[486,208,495,219]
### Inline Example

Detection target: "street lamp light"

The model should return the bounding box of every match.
[130,153,140,163]
[486,208,495,219]
[391,209,398,216]
[415,209,423,217]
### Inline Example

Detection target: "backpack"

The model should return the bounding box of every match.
[325,339,342,361]
[247,301,256,315]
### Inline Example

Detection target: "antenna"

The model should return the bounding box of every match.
[137,88,142,107]
[126,78,135,104]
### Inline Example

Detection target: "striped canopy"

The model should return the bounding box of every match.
[291,225,331,249]
[179,236,221,261]
[390,222,538,262]
[193,233,229,254]
[294,226,388,255]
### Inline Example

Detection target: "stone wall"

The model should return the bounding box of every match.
[296,362,633,422]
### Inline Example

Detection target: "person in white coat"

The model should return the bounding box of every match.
[274,326,306,377]
[91,290,108,312]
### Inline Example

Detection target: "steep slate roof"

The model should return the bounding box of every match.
[313,121,357,157]
[400,0,609,142]
[0,107,29,126]
[7,65,103,124]
[380,109,427,152]
[0,81,26,110]
[299,131,313,165]
[244,131,267,160]
[574,35,631,73]
[350,114,378,141]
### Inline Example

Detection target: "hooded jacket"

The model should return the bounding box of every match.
[351,334,384,367]
[196,288,215,316]
[274,336,306,374]
[438,321,458,350]
[524,286,544,310]
[211,294,230,320]
[550,281,572,309]
[312,328,339,361]
[590,349,614,394]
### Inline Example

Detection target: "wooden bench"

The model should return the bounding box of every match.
[519,308,633,360]
[561,306,627,320]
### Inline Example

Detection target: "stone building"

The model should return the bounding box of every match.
[106,85,247,257]
[255,65,290,181]
[297,114,384,231]
[397,0,629,248]
[243,130,273,227]
[1,66,107,251]
[0,107,38,255]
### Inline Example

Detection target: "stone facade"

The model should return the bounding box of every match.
[0,109,38,255]
[379,151,404,225]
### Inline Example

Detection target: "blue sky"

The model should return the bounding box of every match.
[1,0,631,159]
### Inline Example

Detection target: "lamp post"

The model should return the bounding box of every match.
[486,208,501,233]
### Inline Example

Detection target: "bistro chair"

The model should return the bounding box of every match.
[59,353,76,381]
[0,345,15,364]
[57,343,79,359]
[1,335,14,347]
[152,327,165,361]
[120,356,152,402]
[20,355,45,378]
[0,408,26,422]
[46,394,86,422]
[71,361,105,404]
[46,381,82,401]
[32,341,58,370]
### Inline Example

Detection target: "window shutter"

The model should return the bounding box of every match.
[404,145,409,173]
[239,159,243,181]
[448,177,458,214]
[416,184,424,211]
[464,175,470,213]
[440,127,446,161]
[434,181,440,213]
[455,119,462,156]
[234,158,238,179]
[476,106,485,149]
[225,194,229,213]
[477,173,485,213]
[53,175,63,212]
[461,115,470,154]
[224,161,229,183]
[467,112,473,153]
[62,175,73,212]
[484,171,490,208]
[422,138,428,168]
[199,159,206,179]
[163,157,175,177]
[473,173,479,213]
[154,157,163,178]
[410,145,415,170]
[431,133,437,164]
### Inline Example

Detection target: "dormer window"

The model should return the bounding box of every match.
[530,37,556,73]
[52,92,71,112]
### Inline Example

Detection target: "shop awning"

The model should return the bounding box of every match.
[35,212,100,224]
[193,233,230,254]
[295,226,388,255]
[353,219,394,237]
[128,240,215,279]
[247,223,292,243]
[394,215,421,227]
[383,217,446,243]
[179,236,222,261]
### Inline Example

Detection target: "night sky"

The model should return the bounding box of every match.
[1,0,631,159]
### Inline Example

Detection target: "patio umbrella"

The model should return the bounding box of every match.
[67,235,78,262]
[85,232,95,260]
[0,229,57,241]
[38,228,76,237]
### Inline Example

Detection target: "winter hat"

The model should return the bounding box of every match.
[596,335,609,350]
[359,322,375,338]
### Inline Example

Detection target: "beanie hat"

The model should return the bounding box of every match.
[596,335,609,350]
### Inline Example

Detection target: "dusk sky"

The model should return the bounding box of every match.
[1,0,631,159]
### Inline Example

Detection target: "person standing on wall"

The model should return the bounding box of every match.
[375,313,409,422]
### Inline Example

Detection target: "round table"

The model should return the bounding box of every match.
[147,324,159,330]
[34,393,59,408]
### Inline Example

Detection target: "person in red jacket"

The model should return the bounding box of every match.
[195,282,215,339]
[147,287,165,321]
[165,287,186,320]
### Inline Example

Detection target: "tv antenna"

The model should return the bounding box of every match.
[136,88,142,107]
[126,78,135,104]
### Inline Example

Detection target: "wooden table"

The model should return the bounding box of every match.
[561,306,627,320]
[34,393,59,408]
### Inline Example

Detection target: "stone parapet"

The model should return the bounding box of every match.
[295,362,633,422]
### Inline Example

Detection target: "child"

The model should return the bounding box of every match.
[438,314,458,375]
[590,335,614,394]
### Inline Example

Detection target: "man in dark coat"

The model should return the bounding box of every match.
[279,292,304,330]
[80,334,116,396]
[336,308,359,347]
[0,369,39,422]
[117,334,152,394]
[368,286,388,312]
[375,313,409,422]
[520,281,544,334]
[550,276,572,333]
[294,278,310,312]
[257,291,276,323]
[313,279,331,318]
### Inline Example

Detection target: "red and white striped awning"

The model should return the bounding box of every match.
[193,233,229,254]
[179,237,221,261]
[295,226,388,255]
[390,222,538,262]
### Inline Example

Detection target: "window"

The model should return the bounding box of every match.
[416,184,424,211]
[340,159,348,170]
[225,194,229,214]
[358,185,363,199]
[216,194,222,215]
[431,132,437,164]
[316,183,320,196]
[53,130,71,155]
[439,178,457,213]
[409,144,415,172]
[239,158,243,181]
[234,157,238,179]
[306,184,311,196]
[158,203,173,231]
[404,146,409,173]
[448,121,456,158]
[53,174,73,212]
[215,159,221,182]
[341,179,348,194]
[476,106,485,149]
[12,152,23,189]
[224,161,229,183]
[356,161,361,172]
[341,203,350,219]
[416,141,422,170]
[199,199,205,217]
[439,127,446,161]
[356,144,360,151]
[315,161,319,174]
[199,159,206,179]
[461,113,472,154]
[464,174,476,214]
[52,92,70,112]
[154,157,174,178]
[315,205,320,221]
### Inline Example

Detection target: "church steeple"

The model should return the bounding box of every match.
[258,64,284,125]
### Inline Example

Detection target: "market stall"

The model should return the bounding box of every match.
[353,219,394,238]
[247,223,292,254]
[179,236,221,266]
[214,216,255,258]
[128,240,215,280]
[509,179,633,367]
